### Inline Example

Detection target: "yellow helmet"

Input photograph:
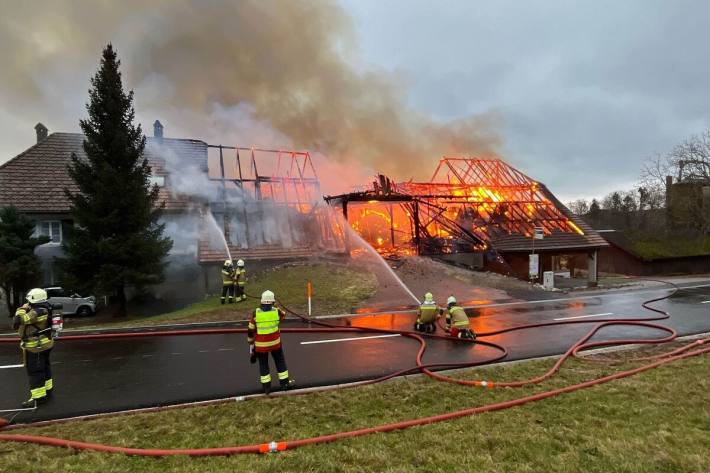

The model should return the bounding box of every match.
[261,290,275,304]
[26,288,48,304]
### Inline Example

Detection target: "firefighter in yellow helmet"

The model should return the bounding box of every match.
[444,296,475,340]
[234,259,247,302]
[414,292,440,333]
[221,259,236,304]
[247,290,295,394]
[13,288,61,408]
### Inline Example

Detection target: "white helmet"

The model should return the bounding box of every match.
[424,292,434,303]
[26,288,48,304]
[261,290,275,304]
[447,295,457,305]
[224,259,233,266]
[236,259,245,267]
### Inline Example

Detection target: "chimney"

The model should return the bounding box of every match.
[34,123,48,143]
[153,120,164,139]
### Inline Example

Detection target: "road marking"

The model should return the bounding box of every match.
[553,312,614,321]
[141,354,153,358]
[0,364,23,369]
[111,357,124,360]
[218,348,235,351]
[701,301,710,304]
[198,350,209,353]
[301,334,401,345]
[170,352,183,356]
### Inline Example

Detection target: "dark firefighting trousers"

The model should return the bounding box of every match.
[25,349,53,400]
[256,348,289,388]
[235,284,245,301]
[221,284,235,303]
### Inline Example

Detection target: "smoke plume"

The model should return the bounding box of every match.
[1,0,501,183]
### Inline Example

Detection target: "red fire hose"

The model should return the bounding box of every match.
[0,281,707,456]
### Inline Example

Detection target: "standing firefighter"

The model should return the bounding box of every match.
[234,259,247,302]
[444,296,475,340]
[247,290,295,394]
[414,292,440,333]
[13,288,61,408]
[221,259,236,304]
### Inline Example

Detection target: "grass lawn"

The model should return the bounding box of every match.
[62,263,378,330]
[1,342,708,472]
[629,234,710,259]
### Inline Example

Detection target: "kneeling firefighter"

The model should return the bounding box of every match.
[247,290,296,394]
[13,288,63,408]
[414,292,440,333]
[444,296,475,340]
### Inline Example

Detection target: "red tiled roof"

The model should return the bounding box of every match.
[0,133,207,214]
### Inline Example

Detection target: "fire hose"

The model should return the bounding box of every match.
[0,280,708,456]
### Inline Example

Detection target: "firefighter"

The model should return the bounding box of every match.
[444,296,475,340]
[414,292,439,333]
[247,290,295,394]
[221,259,236,304]
[12,288,58,408]
[234,259,247,302]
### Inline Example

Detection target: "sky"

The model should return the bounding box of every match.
[1,0,708,202]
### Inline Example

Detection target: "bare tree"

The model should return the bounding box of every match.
[568,199,589,216]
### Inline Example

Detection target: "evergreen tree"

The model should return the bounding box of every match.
[61,44,172,317]
[0,206,49,315]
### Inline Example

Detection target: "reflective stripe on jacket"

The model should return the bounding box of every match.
[446,306,469,329]
[247,308,285,352]
[14,304,54,353]
[417,304,439,324]
[221,268,235,286]
[235,268,246,286]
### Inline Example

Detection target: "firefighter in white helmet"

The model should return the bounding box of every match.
[247,290,295,394]
[234,259,247,302]
[414,292,440,333]
[221,259,236,304]
[444,295,475,340]
[12,288,61,408]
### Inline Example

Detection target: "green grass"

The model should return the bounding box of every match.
[1,342,708,472]
[65,263,378,330]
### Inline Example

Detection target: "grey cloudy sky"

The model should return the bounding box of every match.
[1,0,708,201]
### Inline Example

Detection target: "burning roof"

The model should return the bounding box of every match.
[325,157,607,255]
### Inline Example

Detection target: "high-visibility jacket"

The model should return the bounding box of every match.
[221,267,235,286]
[417,303,439,324]
[234,268,246,286]
[13,303,54,353]
[445,306,469,329]
[247,307,285,353]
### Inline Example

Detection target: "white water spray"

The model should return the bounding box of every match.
[204,210,232,261]
[338,215,420,305]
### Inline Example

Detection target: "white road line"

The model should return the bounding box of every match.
[170,352,183,356]
[301,334,401,345]
[553,312,614,321]
[0,364,24,369]
[701,301,710,304]
[217,348,235,351]
[198,350,209,353]
[141,354,153,358]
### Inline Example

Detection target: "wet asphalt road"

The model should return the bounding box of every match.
[1,282,709,423]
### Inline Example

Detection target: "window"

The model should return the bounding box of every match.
[36,221,62,244]
[148,175,165,187]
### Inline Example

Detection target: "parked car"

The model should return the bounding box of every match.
[45,287,97,317]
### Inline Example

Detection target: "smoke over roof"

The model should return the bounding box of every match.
[0,0,500,185]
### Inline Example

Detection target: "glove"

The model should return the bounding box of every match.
[249,344,256,364]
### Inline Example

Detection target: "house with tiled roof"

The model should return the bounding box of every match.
[0,121,208,288]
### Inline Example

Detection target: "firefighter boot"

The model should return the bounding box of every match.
[21,398,37,409]
[280,379,296,391]
[262,382,272,395]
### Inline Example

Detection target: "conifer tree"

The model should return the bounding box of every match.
[62,44,172,316]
